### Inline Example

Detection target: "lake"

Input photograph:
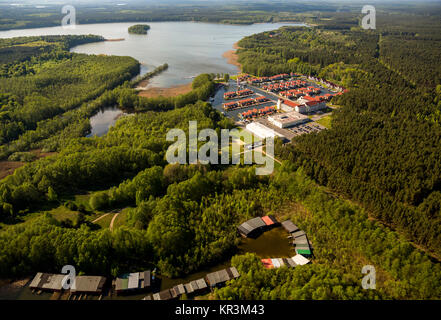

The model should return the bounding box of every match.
[86,106,124,137]
[0,21,306,88]
[0,21,307,137]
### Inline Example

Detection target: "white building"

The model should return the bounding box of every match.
[268,111,309,128]
[295,100,326,114]
[291,254,310,266]
[246,122,286,140]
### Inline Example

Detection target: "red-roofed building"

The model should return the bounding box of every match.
[282,99,300,108]
[299,95,316,103]
[295,99,326,114]
[262,215,278,226]
[261,259,274,269]
[239,98,255,107]
[223,101,239,110]
[255,96,269,103]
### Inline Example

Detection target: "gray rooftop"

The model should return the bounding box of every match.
[158,289,173,300]
[284,258,297,268]
[72,276,106,293]
[172,284,186,296]
[281,220,299,233]
[206,267,239,287]
[30,273,64,291]
[229,267,240,278]
[196,278,207,290]
[128,272,139,290]
[293,236,309,245]
[291,230,306,238]
[143,271,151,288]
[184,283,194,294]
[247,217,266,229]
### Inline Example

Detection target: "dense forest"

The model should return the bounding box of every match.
[0,35,139,159]
[1,7,441,300]
[236,13,441,259]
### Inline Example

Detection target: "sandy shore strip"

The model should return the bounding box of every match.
[138,83,193,98]
[222,42,242,70]
[105,38,125,42]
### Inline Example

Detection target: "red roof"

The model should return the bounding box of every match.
[261,259,274,269]
[283,100,300,108]
[302,96,315,101]
[262,216,275,226]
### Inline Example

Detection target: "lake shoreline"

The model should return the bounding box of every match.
[2,21,303,90]
[222,41,242,71]
[138,83,193,98]
[105,38,125,42]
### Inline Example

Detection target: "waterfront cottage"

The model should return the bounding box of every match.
[281,220,299,234]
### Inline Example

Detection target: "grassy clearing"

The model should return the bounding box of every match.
[112,208,131,229]
[49,206,80,222]
[316,115,333,129]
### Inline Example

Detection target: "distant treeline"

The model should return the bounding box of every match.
[0,2,334,31]
[2,2,441,31]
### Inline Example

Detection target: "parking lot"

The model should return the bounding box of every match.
[286,122,326,136]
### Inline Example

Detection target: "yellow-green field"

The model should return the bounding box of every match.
[316,115,333,129]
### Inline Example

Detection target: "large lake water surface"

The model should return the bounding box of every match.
[0,22,306,136]
[0,21,306,88]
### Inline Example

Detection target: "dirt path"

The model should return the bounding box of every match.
[109,212,120,231]
[92,213,110,224]
[0,161,24,180]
